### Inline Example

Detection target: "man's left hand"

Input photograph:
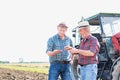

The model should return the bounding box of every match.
[69,48,79,54]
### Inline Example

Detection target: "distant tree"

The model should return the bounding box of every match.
[19,58,24,63]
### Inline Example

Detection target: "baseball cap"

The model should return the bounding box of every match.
[57,23,68,28]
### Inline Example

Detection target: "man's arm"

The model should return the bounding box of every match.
[46,37,63,57]
[66,38,99,57]
[47,50,62,56]
[64,46,94,56]
[70,48,94,56]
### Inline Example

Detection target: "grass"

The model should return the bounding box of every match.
[0,63,49,74]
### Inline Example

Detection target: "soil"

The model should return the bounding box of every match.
[0,68,48,80]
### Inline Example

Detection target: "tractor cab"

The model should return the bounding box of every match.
[72,13,120,80]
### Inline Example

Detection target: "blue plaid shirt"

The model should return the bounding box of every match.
[46,34,73,63]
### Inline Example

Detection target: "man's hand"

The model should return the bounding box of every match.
[53,49,63,55]
[64,46,79,54]
[69,48,79,54]
[64,46,73,50]
[47,50,62,56]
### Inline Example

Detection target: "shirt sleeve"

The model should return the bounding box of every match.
[46,38,54,53]
[89,38,100,55]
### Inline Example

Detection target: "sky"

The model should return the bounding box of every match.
[0,0,120,62]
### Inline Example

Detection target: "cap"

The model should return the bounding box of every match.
[57,23,68,28]
[78,21,90,28]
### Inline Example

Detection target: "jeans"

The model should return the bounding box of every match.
[80,64,97,80]
[48,62,71,80]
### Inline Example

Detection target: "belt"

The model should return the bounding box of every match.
[79,64,87,66]
[53,60,70,64]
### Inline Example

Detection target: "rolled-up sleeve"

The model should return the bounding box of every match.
[46,38,54,53]
[90,39,100,55]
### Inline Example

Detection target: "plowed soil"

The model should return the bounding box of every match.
[0,68,48,80]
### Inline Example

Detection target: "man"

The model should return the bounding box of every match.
[111,32,120,57]
[65,21,100,80]
[46,23,73,80]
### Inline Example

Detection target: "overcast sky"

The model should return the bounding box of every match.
[0,0,120,62]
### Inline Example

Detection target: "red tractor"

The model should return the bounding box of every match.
[71,13,120,80]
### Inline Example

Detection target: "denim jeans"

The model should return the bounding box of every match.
[80,64,97,80]
[48,62,71,80]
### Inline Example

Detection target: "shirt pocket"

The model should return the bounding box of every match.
[83,45,90,50]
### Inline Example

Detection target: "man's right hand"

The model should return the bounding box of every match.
[53,50,63,55]
[47,50,62,56]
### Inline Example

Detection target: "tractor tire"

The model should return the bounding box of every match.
[112,60,120,80]
[71,54,81,80]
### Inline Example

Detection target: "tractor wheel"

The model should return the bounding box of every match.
[71,54,81,80]
[112,60,120,80]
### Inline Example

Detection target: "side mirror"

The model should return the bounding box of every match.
[72,34,76,37]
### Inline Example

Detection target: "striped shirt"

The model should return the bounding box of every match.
[78,35,100,65]
[46,34,73,63]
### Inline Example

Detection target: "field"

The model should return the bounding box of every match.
[0,63,50,80]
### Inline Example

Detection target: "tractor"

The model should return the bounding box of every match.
[71,13,120,80]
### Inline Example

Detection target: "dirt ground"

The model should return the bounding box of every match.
[0,68,48,80]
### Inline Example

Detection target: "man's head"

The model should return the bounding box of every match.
[78,21,90,38]
[57,23,68,37]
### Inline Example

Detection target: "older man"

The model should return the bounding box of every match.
[46,23,73,80]
[65,21,100,80]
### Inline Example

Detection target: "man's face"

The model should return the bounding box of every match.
[78,28,86,38]
[57,27,67,37]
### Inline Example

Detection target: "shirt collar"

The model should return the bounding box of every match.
[56,34,67,40]
[82,35,91,42]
